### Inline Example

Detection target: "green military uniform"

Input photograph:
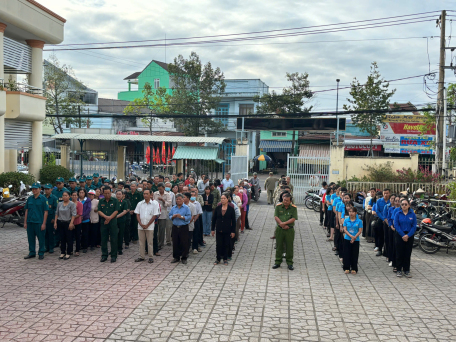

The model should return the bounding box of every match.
[116,199,129,253]
[211,189,221,209]
[52,187,69,202]
[129,190,143,242]
[171,179,179,187]
[68,177,79,194]
[24,186,49,257]
[92,174,102,189]
[123,198,131,247]
[274,202,298,266]
[151,184,159,193]
[264,176,280,204]
[44,190,58,253]
[98,197,120,259]
[85,176,96,192]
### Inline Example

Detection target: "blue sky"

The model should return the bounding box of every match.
[39,0,455,111]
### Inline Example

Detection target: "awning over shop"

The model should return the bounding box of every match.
[172,146,224,162]
[259,140,292,152]
[299,144,330,158]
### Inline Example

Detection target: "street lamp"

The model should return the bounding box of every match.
[336,79,340,144]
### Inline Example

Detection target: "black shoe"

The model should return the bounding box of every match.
[100,257,108,262]
[288,265,294,271]
[48,250,54,254]
[171,258,180,263]
[24,254,35,259]
[397,271,403,277]
[135,258,145,262]
[148,258,154,263]
[125,245,129,249]
[118,251,123,255]
[111,258,117,263]
[182,259,187,264]
[272,264,280,269]
[319,222,323,226]
[38,255,44,260]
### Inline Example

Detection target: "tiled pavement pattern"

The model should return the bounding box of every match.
[1,204,456,341]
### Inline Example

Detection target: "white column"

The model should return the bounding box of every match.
[7,150,17,172]
[29,121,42,179]
[117,145,126,181]
[26,40,45,179]
[0,23,6,174]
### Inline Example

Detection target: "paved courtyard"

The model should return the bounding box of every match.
[0,197,455,342]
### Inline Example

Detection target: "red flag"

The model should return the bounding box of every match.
[172,146,176,157]
[156,147,160,164]
[162,142,166,164]
[167,145,171,164]
[146,146,150,164]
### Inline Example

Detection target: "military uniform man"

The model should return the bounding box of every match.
[68,177,79,194]
[115,190,129,255]
[85,176,96,191]
[98,187,120,263]
[93,173,102,188]
[129,183,143,245]
[78,177,86,191]
[43,184,58,253]
[272,193,298,270]
[122,191,132,249]
[52,177,69,202]
[264,172,280,205]
[24,182,49,260]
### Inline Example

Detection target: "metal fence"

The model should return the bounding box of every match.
[346,182,450,195]
[287,155,330,204]
[230,155,249,184]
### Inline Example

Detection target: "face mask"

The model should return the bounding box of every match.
[190,197,196,201]
[165,187,170,192]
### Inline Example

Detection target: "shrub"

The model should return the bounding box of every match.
[0,172,35,195]
[362,162,396,182]
[395,166,439,183]
[39,165,74,185]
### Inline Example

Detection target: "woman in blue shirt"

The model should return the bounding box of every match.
[343,207,363,274]
[393,198,417,278]
[325,188,334,241]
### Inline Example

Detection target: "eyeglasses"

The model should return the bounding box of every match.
[401,203,408,206]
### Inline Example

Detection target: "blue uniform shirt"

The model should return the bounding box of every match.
[387,206,397,227]
[25,194,49,224]
[343,217,363,241]
[328,193,337,211]
[168,204,192,225]
[375,198,390,221]
[333,196,342,211]
[393,209,417,237]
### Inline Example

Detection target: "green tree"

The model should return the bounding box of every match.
[167,52,226,136]
[253,72,313,115]
[124,83,171,134]
[44,54,89,134]
[42,152,56,166]
[343,62,396,157]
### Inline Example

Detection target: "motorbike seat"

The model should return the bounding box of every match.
[426,224,454,234]
[0,201,21,211]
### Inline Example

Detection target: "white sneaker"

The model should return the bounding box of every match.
[193,249,198,254]
[389,261,393,267]
[374,247,379,252]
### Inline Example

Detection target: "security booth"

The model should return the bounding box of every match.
[53,133,229,180]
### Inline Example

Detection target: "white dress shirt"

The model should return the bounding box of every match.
[187,201,197,232]
[134,199,161,231]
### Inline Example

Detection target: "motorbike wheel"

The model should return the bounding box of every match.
[313,201,321,212]
[305,198,314,210]
[413,234,419,248]
[418,233,441,254]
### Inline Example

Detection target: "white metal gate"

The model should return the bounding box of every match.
[230,154,249,184]
[287,155,330,204]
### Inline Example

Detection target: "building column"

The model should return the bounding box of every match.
[60,144,70,169]
[6,150,17,172]
[29,121,42,179]
[117,145,126,181]
[26,40,45,89]
[0,23,7,174]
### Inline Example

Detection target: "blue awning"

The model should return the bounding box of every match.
[259,140,292,152]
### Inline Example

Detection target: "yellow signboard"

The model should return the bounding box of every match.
[382,115,427,123]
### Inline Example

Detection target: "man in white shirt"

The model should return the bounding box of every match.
[197,176,210,195]
[183,192,197,255]
[134,189,161,263]
[319,181,328,226]
[153,183,172,251]
[190,189,203,254]
[165,181,174,246]
[221,173,234,191]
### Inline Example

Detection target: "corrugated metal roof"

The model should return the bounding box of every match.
[259,140,292,152]
[173,146,220,160]
[299,144,330,158]
[52,133,228,144]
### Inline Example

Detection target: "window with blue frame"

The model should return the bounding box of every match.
[215,104,229,126]
[219,139,236,165]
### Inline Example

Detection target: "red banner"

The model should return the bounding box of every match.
[387,122,435,135]
[162,142,166,164]
[146,146,150,164]
[344,145,381,151]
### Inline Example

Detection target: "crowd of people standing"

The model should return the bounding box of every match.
[319,182,417,277]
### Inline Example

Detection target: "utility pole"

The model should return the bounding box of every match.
[336,79,340,145]
[436,10,446,173]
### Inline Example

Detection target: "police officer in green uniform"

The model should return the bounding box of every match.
[78,177,86,191]
[122,189,132,249]
[68,177,79,194]
[129,182,143,245]
[93,173,102,189]
[52,177,69,249]
[24,182,49,260]
[43,184,58,254]
[98,187,120,262]
[85,176,96,191]
[115,189,129,255]
[272,193,298,270]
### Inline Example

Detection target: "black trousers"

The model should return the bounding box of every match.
[383,222,389,257]
[216,231,231,261]
[172,225,189,260]
[80,221,89,250]
[395,232,413,272]
[74,224,82,252]
[58,220,73,255]
[343,240,359,272]
[89,222,100,248]
[388,227,396,266]
[324,205,329,228]
[374,219,384,250]
[153,227,159,254]
[320,202,325,224]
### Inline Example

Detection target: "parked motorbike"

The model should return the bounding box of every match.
[0,190,28,228]
[418,222,456,254]
[251,186,261,201]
